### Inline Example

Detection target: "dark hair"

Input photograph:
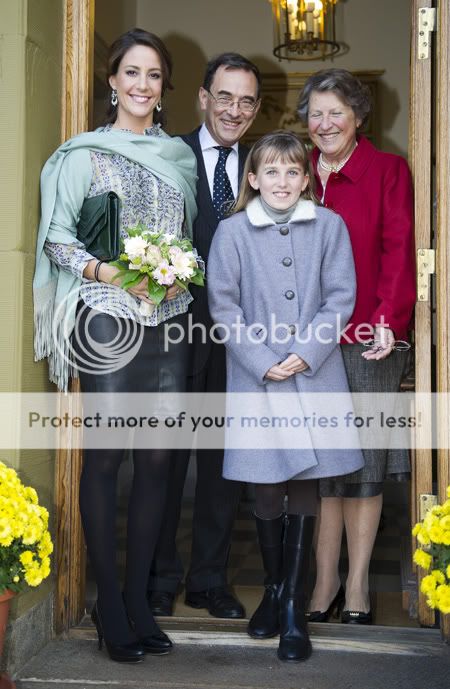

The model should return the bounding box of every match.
[104,28,173,126]
[203,52,261,99]
[297,68,372,126]
[233,130,316,213]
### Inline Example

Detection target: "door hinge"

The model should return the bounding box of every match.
[419,493,438,520]
[417,248,435,302]
[418,7,437,60]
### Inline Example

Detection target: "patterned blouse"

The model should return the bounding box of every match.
[44,124,193,326]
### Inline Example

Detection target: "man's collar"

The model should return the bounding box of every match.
[199,123,239,154]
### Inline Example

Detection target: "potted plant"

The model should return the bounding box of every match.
[0,460,53,687]
[412,485,450,616]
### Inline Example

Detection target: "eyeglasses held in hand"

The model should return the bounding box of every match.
[207,90,259,113]
[362,339,411,352]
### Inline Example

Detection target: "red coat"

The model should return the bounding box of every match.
[312,136,416,342]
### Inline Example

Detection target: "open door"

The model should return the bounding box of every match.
[55,0,450,640]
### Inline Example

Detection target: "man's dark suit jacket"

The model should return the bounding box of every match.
[181,128,249,376]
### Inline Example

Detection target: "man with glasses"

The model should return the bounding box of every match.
[148,53,261,618]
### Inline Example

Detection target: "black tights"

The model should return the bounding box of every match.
[79,447,171,644]
[254,479,318,519]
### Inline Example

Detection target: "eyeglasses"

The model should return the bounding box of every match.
[206,90,259,113]
[362,339,411,352]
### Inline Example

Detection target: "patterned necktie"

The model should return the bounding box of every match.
[212,146,234,221]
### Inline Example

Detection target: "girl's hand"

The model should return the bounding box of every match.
[265,364,295,381]
[279,353,309,374]
[361,326,395,360]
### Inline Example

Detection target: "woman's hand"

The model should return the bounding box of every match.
[361,326,395,360]
[126,275,156,304]
[165,284,184,301]
[279,353,310,374]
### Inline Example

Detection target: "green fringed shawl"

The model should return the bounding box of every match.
[33,128,198,391]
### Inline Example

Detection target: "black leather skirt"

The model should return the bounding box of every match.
[72,304,189,396]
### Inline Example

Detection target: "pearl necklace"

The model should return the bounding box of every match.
[318,142,358,174]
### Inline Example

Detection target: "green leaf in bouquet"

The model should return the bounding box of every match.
[120,271,146,290]
[175,278,188,291]
[190,270,205,286]
[109,260,128,270]
[147,277,166,305]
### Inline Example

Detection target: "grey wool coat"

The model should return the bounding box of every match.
[207,197,365,483]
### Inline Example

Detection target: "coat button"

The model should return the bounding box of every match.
[279,227,289,235]
[289,324,296,335]
[285,290,295,300]
[282,257,292,267]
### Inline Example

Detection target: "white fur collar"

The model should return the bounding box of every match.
[246,197,316,227]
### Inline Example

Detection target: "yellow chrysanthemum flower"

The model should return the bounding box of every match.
[416,529,431,546]
[435,584,450,615]
[19,550,34,566]
[428,525,444,544]
[413,548,433,570]
[446,564,450,579]
[431,569,446,585]
[24,568,43,587]
[439,515,450,530]
[421,574,438,595]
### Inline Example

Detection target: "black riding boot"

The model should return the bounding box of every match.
[247,514,284,639]
[278,514,315,662]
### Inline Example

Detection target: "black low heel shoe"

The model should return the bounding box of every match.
[139,630,173,655]
[341,609,373,625]
[91,603,145,663]
[307,585,345,623]
[123,595,173,654]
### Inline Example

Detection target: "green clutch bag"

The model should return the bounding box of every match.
[77,191,120,261]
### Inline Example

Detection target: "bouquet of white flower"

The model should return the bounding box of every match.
[109,225,204,315]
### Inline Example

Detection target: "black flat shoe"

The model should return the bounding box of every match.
[341,609,373,625]
[139,628,173,655]
[148,590,175,617]
[91,603,145,663]
[185,586,245,619]
[307,585,345,623]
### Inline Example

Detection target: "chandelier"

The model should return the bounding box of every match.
[271,0,343,61]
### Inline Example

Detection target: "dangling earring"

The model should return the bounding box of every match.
[111,89,118,107]
[156,101,162,112]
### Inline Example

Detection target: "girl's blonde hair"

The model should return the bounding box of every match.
[232,130,316,214]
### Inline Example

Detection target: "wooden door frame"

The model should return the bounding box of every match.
[435,0,450,641]
[55,0,94,634]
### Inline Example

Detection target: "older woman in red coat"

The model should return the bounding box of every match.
[298,69,415,624]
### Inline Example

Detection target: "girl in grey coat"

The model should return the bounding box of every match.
[207,131,364,662]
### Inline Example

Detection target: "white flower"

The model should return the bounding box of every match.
[168,245,183,261]
[145,244,163,267]
[162,233,175,245]
[153,260,176,286]
[172,252,195,280]
[124,236,148,260]
[129,261,142,271]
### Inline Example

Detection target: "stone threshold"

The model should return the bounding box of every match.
[71,614,444,657]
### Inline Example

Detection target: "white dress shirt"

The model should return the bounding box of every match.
[198,123,239,198]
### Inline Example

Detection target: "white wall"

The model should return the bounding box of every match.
[136,0,411,155]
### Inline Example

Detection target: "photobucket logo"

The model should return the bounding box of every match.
[163,314,349,349]
[52,285,145,376]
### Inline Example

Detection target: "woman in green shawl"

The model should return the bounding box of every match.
[33,28,197,663]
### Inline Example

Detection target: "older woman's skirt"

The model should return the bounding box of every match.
[320,343,410,498]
